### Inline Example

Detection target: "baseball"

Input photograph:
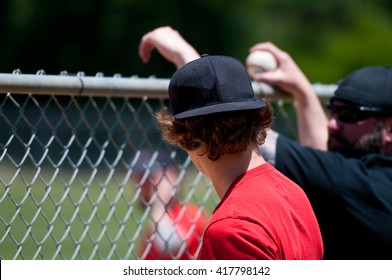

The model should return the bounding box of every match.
[245,50,277,79]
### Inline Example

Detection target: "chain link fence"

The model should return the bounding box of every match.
[0,70,335,260]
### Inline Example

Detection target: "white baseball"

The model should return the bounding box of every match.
[245,50,277,79]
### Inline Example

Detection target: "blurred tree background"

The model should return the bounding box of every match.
[0,0,391,83]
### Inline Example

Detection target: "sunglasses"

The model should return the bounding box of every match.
[327,98,388,124]
[327,106,375,123]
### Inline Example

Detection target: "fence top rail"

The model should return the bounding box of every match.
[0,72,336,100]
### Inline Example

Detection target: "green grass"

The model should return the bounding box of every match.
[0,164,218,260]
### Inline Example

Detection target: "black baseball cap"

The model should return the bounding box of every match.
[332,66,392,114]
[168,55,266,119]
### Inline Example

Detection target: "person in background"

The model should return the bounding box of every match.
[138,26,392,259]
[152,52,323,259]
[247,42,392,260]
[132,149,208,260]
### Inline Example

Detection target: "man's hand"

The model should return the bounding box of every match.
[139,26,200,68]
[249,42,328,150]
[249,42,313,99]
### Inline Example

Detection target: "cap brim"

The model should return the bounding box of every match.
[173,99,266,119]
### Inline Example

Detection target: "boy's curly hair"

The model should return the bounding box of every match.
[155,100,274,161]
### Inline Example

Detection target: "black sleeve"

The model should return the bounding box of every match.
[275,135,345,195]
[275,135,392,249]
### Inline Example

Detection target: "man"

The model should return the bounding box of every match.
[248,42,392,260]
[152,52,323,259]
[138,26,392,259]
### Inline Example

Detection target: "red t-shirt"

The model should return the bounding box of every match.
[140,203,208,260]
[197,163,323,260]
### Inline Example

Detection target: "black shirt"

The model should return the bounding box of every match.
[276,135,392,259]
